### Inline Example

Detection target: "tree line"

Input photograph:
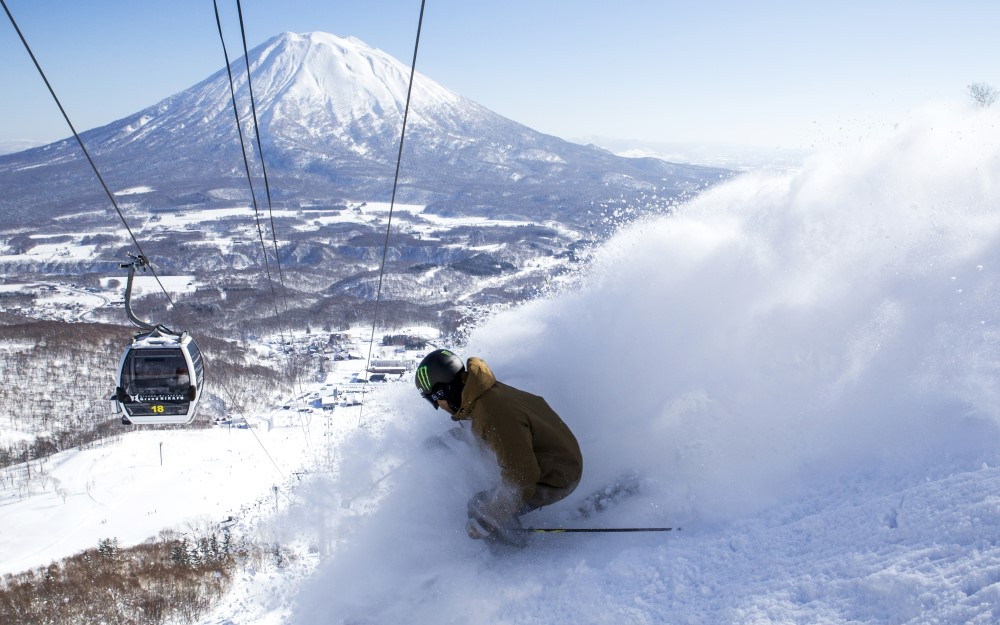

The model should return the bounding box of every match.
[0,527,288,625]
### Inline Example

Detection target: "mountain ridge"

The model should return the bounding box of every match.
[0,31,727,231]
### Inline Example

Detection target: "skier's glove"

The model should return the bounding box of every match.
[422,426,468,454]
[466,517,493,540]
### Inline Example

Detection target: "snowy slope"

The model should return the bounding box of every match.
[0,344,373,577]
[6,102,1000,625]
[286,103,1000,624]
[0,428,305,576]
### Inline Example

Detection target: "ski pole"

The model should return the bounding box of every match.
[524,527,679,533]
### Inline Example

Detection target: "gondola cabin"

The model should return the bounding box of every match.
[114,328,204,425]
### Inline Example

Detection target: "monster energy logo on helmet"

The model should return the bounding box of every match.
[416,365,433,392]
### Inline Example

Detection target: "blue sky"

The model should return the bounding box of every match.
[2,0,999,152]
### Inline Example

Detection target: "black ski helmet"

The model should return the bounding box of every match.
[415,348,464,408]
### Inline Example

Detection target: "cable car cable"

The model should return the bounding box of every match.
[234,0,290,316]
[359,0,427,428]
[212,0,286,339]
[209,2,313,452]
[1,0,175,308]
[215,377,284,478]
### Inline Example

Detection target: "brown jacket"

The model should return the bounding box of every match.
[452,357,583,521]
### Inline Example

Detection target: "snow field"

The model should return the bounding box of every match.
[288,103,1000,624]
[0,424,322,576]
[5,102,1000,624]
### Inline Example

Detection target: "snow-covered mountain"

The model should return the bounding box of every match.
[0,31,725,229]
[0,31,731,333]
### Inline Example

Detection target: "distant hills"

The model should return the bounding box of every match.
[0,140,43,156]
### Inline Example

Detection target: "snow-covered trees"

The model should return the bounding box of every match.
[0,528,274,625]
[967,82,999,107]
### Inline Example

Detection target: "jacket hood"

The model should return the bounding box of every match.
[451,357,496,420]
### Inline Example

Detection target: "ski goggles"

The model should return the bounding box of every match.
[422,385,449,408]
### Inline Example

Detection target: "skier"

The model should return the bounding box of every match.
[415,348,583,548]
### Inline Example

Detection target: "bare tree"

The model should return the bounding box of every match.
[967,82,999,107]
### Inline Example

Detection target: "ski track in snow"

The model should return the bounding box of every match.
[6,102,1000,624]
[285,437,1000,625]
